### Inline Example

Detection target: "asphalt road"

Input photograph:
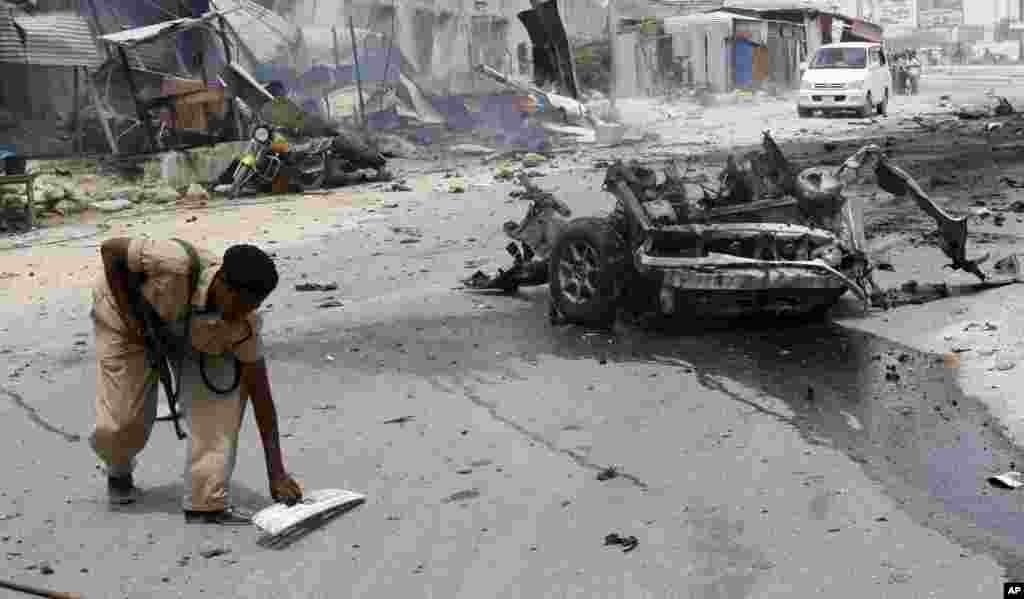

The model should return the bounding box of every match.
[1,91,1023,597]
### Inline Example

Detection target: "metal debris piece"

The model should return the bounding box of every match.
[296,282,338,292]
[604,533,639,553]
[442,489,481,504]
[199,547,231,559]
[381,416,414,425]
[596,466,619,481]
[988,472,1024,489]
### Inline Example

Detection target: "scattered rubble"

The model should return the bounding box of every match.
[442,489,481,504]
[381,416,415,425]
[295,282,338,292]
[603,533,639,553]
[90,199,135,213]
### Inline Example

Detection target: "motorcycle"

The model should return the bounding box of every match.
[228,124,330,199]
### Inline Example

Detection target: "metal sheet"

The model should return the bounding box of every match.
[0,10,103,68]
[98,12,219,47]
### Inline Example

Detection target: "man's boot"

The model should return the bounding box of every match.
[108,474,141,505]
[184,506,252,526]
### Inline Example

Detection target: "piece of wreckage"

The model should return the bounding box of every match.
[462,172,571,292]
[464,132,1014,327]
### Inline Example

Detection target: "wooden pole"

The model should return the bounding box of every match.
[608,0,616,109]
[85,67,118,154]
[332,25,340,68]
[72,66,81,153]
[216,15,242,140]
[84,0,111,61]
[347,16,367,130]
[117,46,158,151]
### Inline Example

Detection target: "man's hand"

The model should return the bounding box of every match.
[270,474,303,506]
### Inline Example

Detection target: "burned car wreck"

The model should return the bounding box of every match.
[466,132,997,329]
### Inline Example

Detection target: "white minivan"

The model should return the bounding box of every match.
[797,42,892,118]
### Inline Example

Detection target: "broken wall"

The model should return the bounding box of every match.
[271,0,523,97]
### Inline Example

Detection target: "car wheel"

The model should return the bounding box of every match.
[797,107,812,118]
[859,92,874,118]
[548,217,628,329]
[877,89,888,116]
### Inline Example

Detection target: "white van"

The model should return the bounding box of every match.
[797,42,892,118]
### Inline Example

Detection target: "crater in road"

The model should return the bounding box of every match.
[275,290,1024,578]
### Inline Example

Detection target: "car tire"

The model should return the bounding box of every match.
[548,217,628,329]
[797,107,812,118]
[877,89,888,116]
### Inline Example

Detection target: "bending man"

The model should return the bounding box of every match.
[90,238,302,525]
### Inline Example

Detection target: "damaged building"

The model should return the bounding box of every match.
[613,0,884,96]
[0,0,620,158]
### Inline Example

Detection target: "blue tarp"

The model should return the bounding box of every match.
[735,38,754,88]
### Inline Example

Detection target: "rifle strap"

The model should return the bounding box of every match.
[155,238,202,440]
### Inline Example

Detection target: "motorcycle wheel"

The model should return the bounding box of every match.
[295,152,327,191]
[229,165,252,199]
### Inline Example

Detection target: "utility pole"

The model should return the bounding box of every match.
[607,0,618,117]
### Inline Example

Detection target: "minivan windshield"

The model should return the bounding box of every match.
[810,47,867,69]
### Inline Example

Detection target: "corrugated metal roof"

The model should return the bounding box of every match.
[0,8,24,64]
[0,8,103,67]
[647,0,724,12]
[211,0,299,64]
[92,0,188,75]
[721,0,826,11]
[12,11,103,67]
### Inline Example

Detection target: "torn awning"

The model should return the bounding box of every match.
[210,0,301,64]
[0,11,104,68]
[98,11,222,48]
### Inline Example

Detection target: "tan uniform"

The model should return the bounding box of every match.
[90,239,264,511]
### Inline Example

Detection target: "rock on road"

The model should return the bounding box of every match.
[0,90,1019,598]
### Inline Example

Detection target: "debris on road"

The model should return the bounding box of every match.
[461,173,569,293]
[988,471,1024,489]
[318,300,343,309]
[254,489,367,542]
[596,466,619,481]
[199,546,231,559]
[603,533,639,553]
[295,282,338,292]
[442,489,481,504]
[381,416,415,425]
[450,144,497,157]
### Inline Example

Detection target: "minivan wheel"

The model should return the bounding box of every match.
[859,92,874,118]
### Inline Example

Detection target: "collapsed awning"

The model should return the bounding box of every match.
[98,11,223,48]
[210,0,301,65]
